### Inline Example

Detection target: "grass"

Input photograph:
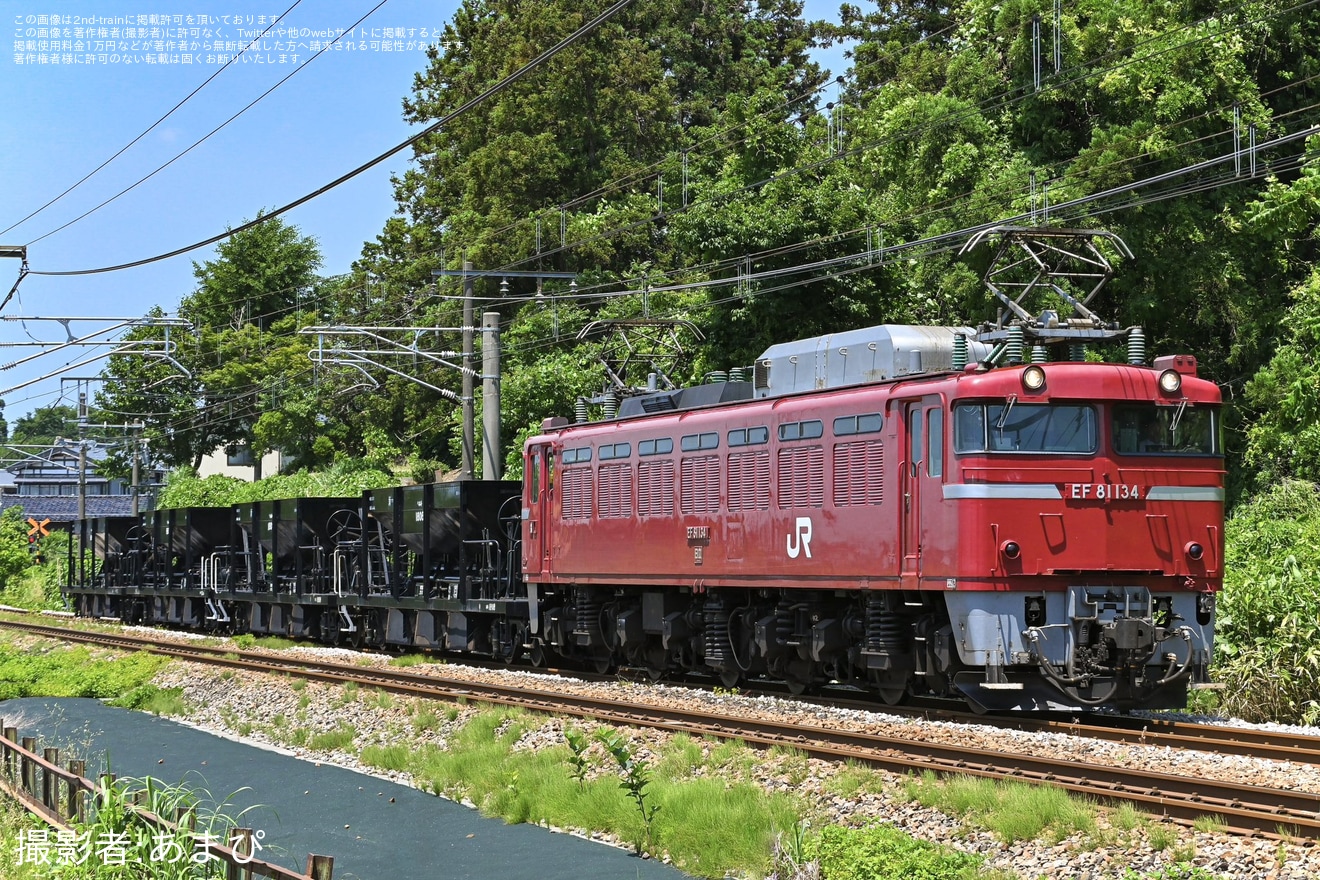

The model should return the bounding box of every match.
[655,733,704,778]
[231,634,298,651]
[389,653,440,668]
[357,707,803,879]
[808,824,985,880]
[0,643,167,701]
[0,791,45,880]
[359,743,411,772]
[825,759,887,799]
[108,684,188,716]
[308,724,357,752]
[903,771,1097,843]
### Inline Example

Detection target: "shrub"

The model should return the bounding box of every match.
[1219,480,1320,723]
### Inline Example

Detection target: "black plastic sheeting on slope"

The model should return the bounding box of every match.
[0,698,690,880]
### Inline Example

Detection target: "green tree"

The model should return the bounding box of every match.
[10,405,78,446]
[0,507,31,591]
[99,217,331,473]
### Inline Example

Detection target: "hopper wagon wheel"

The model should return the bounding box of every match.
[327,509,364,547]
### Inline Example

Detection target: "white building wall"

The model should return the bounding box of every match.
[195,447,282,481]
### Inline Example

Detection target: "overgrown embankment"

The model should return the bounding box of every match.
[1219,480,1320,724]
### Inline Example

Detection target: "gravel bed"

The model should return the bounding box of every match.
[107,632,1319,880]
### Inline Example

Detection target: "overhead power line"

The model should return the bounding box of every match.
[24,0,637,279]
[0,0,305,239]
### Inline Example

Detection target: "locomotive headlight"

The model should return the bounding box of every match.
[1022,365,1046,392]
[1000,540,1021,560]
[1185,541,1204,561]
[1158,369,1182,394]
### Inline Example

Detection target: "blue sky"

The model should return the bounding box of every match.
[0,0,850,426]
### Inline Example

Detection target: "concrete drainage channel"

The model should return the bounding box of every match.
[0,698,689,880]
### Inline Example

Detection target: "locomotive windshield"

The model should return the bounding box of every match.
[1112,404,1221,456]
[953,403,1097,454]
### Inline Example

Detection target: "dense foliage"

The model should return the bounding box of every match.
[156,460,396,509]
[1218,480,1320,724]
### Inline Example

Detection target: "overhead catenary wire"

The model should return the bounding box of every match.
[21,0,638,279]
[21,0,396,250]
[0,0,306,239]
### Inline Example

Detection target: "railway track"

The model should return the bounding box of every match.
[4,616,1319,838]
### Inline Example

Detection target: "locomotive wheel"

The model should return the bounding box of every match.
[875,684,907,706]
[718,667,742,689]
[590,650,614,675]
[784,676,812,696]
[528,642,547,668]
[872,671,909,706]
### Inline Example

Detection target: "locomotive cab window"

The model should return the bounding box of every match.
[954,402,1097,454]
[1113,404,1221,456]
[562,446,593,464]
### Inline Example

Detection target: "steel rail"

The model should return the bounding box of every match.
[4,618,1318,838]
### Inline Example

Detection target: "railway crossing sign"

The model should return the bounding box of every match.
[26,518,50,538]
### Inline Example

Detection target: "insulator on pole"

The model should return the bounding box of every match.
[1069,343,1087,362]
[1030,345,1047,364]
[575,398,588,423]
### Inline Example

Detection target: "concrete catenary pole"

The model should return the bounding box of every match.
[482,311,501,480]
[461,261,475,480]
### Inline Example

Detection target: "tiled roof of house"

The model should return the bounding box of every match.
[0,496,137,522]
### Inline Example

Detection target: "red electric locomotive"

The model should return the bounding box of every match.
[521,229,1222,711]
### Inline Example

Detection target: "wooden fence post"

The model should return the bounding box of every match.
[306,854,334,880]
[67,760,86,822]
[20,737,35,795]
[1,726,13,780]
[42,747,58,814]
[227,828,254,880]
